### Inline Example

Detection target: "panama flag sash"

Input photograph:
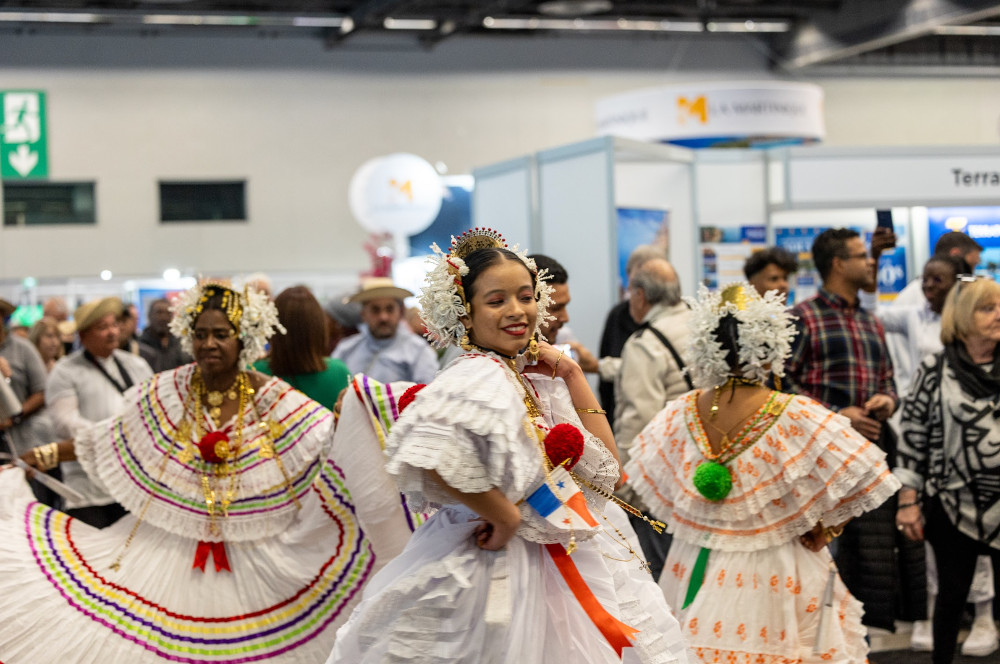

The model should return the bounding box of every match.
[525,466,599,532]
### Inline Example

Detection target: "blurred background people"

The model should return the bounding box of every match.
[323,294,361,355]
[254,285,351,412]
[29,317,64,373]
[743,246,799,302]
[117,302,140,355]
[46,296,153,528]
[527,254,570,343]
[897,276,1000,663]
[334,278,437,384]
[138,298,191,373]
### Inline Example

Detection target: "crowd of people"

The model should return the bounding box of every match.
[0,226,996,664]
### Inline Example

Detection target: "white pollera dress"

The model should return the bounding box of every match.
[328,351,691,664]
[625,390,901,664]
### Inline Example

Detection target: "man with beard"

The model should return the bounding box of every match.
[333,278,438,384]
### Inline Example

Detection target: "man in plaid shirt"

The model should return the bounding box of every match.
[785,228,897,440]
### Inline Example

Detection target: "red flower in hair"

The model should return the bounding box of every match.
[398,384,427,413]
[197,431,230,464]
[544,423,585,470]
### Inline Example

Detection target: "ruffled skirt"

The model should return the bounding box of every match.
[0,465,374,663]
[328,503,689,664]
[660,539,868,664]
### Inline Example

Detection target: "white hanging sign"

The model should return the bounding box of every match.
[595,81,824,145]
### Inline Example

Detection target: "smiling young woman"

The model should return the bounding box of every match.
[328,230,689,664]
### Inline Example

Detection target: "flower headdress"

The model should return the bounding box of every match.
[169,281,286,369]
[684,281,795,388]
[419,227,554,349]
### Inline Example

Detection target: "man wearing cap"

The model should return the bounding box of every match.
[0,298,49,460]
[333,278,438,385]
[46,296,153,528]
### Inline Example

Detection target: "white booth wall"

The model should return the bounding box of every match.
[473,141,1000,355]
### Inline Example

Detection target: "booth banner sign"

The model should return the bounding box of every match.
[595,82,824,146]
[788,155,1000,207]
[0,90,48,179]
[928,207,1000,280]
[700,226,766,291]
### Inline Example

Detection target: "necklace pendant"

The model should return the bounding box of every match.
[209,406,222,422]
[719,434,730,450]
[207,391,224,407]
[227,389,237,400]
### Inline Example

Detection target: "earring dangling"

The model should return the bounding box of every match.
[526,333,540,363]
[773,373,781,391]
[460,332,473,352]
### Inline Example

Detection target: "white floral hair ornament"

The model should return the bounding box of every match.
[169,282,286,369]
[418,228,554,349]
[684,281,795,388]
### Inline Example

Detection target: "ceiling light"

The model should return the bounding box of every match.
[162,268,181,281]
[141,14,256,26]
[100,270,113,281]
[705,19,790,33]
[383,17,437,30]
[537,1,613,17]
[292,16,346,28]
[0,11,102,23]
[935,24,1000,36]
[482,16,704,32]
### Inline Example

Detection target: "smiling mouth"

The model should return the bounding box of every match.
[503,324,527,336]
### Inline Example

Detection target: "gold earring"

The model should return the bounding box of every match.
[460,332,473,352]
[526,332,540,363]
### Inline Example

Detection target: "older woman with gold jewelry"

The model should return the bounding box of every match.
[0,282,376,664]
[897,275,1000,664]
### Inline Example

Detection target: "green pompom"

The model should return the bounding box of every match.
[692,461,732,501]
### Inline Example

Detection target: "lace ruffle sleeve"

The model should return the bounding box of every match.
[625,392,900,552]
[385,356,542,510]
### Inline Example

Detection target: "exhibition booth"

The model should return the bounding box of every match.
[472,139,1000,356]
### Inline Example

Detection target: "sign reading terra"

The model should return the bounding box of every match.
[1,90,48,179]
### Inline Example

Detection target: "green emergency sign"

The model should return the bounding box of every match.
[1,90,48,179]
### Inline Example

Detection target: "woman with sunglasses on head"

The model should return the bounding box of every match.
[897,275,1000,664]
[328,229,688,664]
[0,282,377,663]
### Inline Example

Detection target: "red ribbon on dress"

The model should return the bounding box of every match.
[193,540,231,573]
[544,543,639,658]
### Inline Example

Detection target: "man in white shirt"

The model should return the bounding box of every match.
[46,296,153,528]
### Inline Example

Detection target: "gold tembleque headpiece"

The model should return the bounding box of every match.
[449,228,507,260]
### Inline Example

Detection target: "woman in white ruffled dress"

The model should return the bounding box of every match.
[625,283,901,664]
[0,284,376,663]
[328,230,689,664]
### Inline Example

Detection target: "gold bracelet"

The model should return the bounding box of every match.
[552,349,565,379]
[575,407,606,415]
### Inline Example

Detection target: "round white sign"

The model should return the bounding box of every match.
[349,153,444,235]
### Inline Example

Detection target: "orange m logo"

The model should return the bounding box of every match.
[388,178,413,202]
[677,95,708,124]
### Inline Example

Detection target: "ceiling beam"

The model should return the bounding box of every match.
[780,0,1000,69]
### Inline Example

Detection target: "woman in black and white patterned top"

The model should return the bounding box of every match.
[897,275,1000,664]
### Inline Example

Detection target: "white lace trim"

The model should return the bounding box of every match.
[76,365,331,542]
[625,393,900,552]
[386,354,620,546]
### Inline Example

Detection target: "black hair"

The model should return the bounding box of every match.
[811,228,860,281]
[195,286,242,338]
[527,254,568,285]
[925,254,964,277]
[743,247,799,280]
[934,231,983,257]
[462,248,536,302]
[714,313,741,371]
[147,297,170,316]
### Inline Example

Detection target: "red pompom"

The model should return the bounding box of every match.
[544,423,585,470]
[398,384,427,413]
[197,431,230,464]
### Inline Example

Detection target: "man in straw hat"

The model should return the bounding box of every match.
[333,277,438,384]
[45,296,153,528]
